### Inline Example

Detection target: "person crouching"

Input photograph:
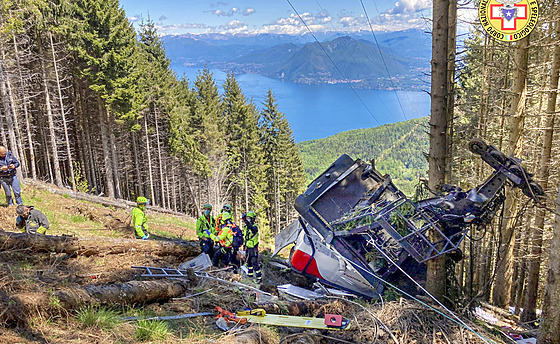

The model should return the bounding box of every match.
[16,205,49,234]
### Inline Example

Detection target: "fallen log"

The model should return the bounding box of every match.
[55,278,196,309]
[0,230,200,257]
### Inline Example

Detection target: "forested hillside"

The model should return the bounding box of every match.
[299,117,428,194]
[0,0,305,239]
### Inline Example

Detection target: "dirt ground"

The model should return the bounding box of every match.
[0,183,516,344]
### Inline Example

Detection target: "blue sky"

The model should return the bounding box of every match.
[119,0,442,35]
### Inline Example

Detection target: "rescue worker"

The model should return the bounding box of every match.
[0,146,23,206]
[196,203,216,258]
[212,211,235,268]
[215,203,233,233]
[242,211,261,282]
[16,205,49,234]
[132,196,150,239]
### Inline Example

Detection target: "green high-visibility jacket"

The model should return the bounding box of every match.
[243,223,259,248]
[132,206,148,237]
[196,215,216,239]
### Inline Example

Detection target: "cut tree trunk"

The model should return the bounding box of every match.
[55,278,195,309]
[0,230,200,257]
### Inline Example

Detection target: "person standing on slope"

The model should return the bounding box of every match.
[242,211,261,282]
[196,203,216,258]
[132,197,150,239]
[0,146,23,206]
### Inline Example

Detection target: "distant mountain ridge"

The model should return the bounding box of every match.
[161,30,430,90]
[298,117,429,195]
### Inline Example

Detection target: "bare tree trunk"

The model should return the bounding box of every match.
[154,107,166,208]
[144,113,155,202]
[107,116,121,199]
[0,230,200,257]
[131,131,142,197]
[0,48,25,181]
[539,196,560,342]
[14,35,37,179]
[493,37,529,308]
[426,0,452,302]
[539,172,560,342]
[55,279,195,310]
[97,97,115,198]
[521,24,560,322]
[49,32,75,190]
[0,60,20,169]
[39,39,64,187]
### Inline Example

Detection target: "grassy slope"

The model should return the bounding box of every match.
[0,183,196,240]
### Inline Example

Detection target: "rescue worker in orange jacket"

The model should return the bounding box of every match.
[214,203,233,234]
[212,211,235,268]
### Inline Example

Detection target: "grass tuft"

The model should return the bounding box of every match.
[135,319,171,341]
[76,306,120,330]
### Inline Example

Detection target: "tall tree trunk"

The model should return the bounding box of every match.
[154,107,166,208]
[445,0,457,185]
[107,116,121,199]
[131,131,141,197]
[97,97,115,198]
[0,49,24,181]
[144,113,155,202]
[0,59,20,167]
[539,175,560,342]
[49,32,75,190]
[426,0,451,302]
[14,35,37,179]
[39,39,64,187]
[521,22,560,322]
[492,37,529,308]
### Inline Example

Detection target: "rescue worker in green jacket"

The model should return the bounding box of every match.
[212,211,235,268]
[132,196,150,239]
[16,205,49,234]
[196,203,216,258]
[242,211,261,282]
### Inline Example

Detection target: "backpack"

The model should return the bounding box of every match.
[231,224,244,249]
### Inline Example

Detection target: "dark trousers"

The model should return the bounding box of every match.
[213,246,232,268]
[247,246,261,280]
[199,238,214,259]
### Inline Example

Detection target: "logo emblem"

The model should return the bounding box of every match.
[479,0,539,42]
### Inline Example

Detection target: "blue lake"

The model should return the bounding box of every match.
[172,65,430,142]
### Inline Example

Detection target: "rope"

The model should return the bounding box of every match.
[351,246,498,344]
[359,0,409,121]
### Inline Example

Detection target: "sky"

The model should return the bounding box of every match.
[119,0,443,36]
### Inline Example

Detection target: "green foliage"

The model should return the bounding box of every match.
[72,161,90,193]
[298,117,429,196]
[135,319,171,341]
[76,306,120,330]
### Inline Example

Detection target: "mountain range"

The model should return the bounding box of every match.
[161,29,431,90]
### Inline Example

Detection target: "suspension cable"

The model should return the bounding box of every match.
[285,0,382,126]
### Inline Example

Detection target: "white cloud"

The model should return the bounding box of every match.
[128,15,141,22]
[220,20,246,30]
[212,8,238,17]
[385,0,431,14]
[157,22,212,34]
[243,7,255,16]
